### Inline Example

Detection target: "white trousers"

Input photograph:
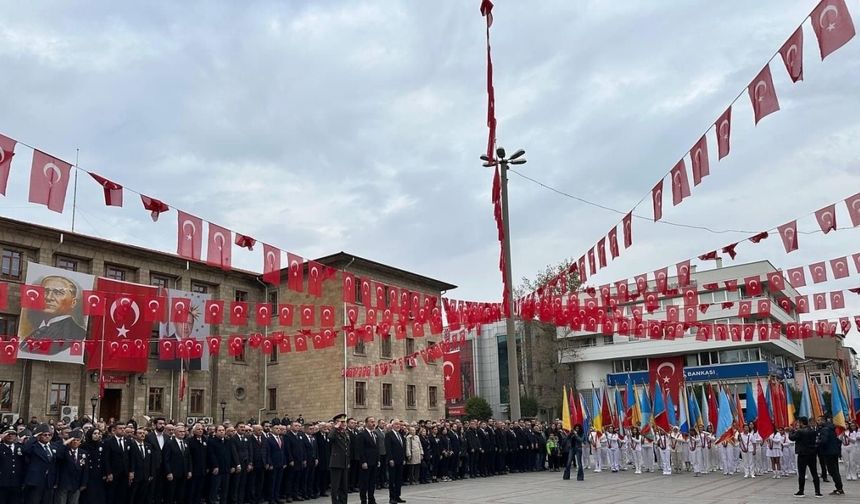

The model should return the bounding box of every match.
[660,448,672,474]
[609,447,621,471]
[740,451,755,477]
[632,450,643,473]
[641,446,654,472]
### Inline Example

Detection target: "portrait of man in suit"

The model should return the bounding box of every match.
[27,276,87,344]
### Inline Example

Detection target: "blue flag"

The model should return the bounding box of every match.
[744,382,758,423]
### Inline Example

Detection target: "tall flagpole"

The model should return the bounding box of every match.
[71,148,79,232]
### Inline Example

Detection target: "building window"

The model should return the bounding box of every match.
[426,341,436,364]
[405,338,415,355]
[105,265,128,282]
[406,384,417,409]
[354,382,367,407]
[354,339,366,356]
[150,274,175,290]
[697,351,720,366]
[383,286,391,308]
[48,383,70,415]
[0,316,18,337]
[0,381,13,411]
[148,387,164,413]
[355,279,363,305]
[380,336,392,358]
[612,358,648,373]
[269,345,278,363]
[572,337,597,348]
[149,328,160,357]
[234,290,248,302]
[1,248,23,281]
[267,388,277,411]
[603,335,614,345]
[190,389,205,415]
[267,291,278,307]
[382,383,393,408]
[233,346,246,363]
[429,386,438,408]
[54,255,79,272]
[190,282,209,294]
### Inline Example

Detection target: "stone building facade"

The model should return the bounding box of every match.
[0,216,453,425]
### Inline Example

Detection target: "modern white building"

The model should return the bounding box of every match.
[560,260,805,395]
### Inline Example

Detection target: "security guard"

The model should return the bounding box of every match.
[1,428,26,504]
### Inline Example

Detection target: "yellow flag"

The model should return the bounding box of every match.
[562,385,572,431]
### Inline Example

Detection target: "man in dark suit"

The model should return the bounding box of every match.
[266,424,289,504]
[248,425,270,504]
[356,417,380,504]
[327,414,350,504]
[145,418,168,504]
[314,423,330,498]
[207,425,232,504]
[227,424,251,504]
[129,428,155,504]
[103,423,131,504]
[464,421,480,478]
[56,430,88,504]
[374,420,386,491]
[384,419,406,504]
[187,423,208,504]
[0,428,26,504]
[163,425,192,504]
[301,425,317,500]
[23,424,58,504]
[284,423,304,503]
[347,419,359,493]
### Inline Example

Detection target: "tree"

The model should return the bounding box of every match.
[465,396,493,421]
[520,395,539,418]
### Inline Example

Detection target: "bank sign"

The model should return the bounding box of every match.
[607,361,775,385]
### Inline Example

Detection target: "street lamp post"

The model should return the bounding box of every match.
[90,395,98,420]
[481,146,526,420]
[220,400,227,423]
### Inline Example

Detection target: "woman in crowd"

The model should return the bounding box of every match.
[419,427,432,484]
[436,426,451,482]
[81,427,106,504]
[766,427,784,479]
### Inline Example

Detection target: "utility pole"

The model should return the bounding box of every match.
[482,146,526,420]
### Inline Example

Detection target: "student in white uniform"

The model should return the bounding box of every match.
[629,427,644,474]
[670,426,684,472]
[688,427,704,477]
[766,429,784,478]
[749,423,765,476]
[738,424,756,478]
[606,426,621,472]
[718,434,735,475]
[641,429,655,473]
[618,428,629,471]
[657,428,672,476]
[704,425,716,473]
[781,430,796,475]
[843,422,858,481]
[597,428,610,471]
[589,430,603,472]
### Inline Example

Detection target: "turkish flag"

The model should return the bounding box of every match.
[690,135,710,186]
[650,355,684,404]
[839,317,851,335]
[715,107,732,159]
[0,134,16,195]
[300,305,315,326]
[140,194,169,221]
[342,272,355,303]
[830,290,845,309]
[29,150,72,213]
[230,301,248,326]
[89,172,123,207]
[234,234,256,250]
[778,26,805,83]
[683,287,698,307]
[738,301,752,318]
[744,276,763,296]
[699,251,718,261]
[320,305,335,327]
[815,204,837,234]
[362,280,373,307]
[143,296,167,322]
[651,180,664,221]
[82,290,106,316]
[696,324,712,341]
[20,284,45,310]
[757,325,770,341]
[388,286,399,310]
[684,305,698,323]
[676,260,691,287]
[814,293,827,310]
[596,238,607,268]
[845,192,860,227]
[623,212,633,248]
[587,248,596,275]
[777,221,798,253]
[177,211,203,261]
[227,336,244,357]
[786,267,806,287]
[729,324,742,342]
[248,333,263,348]
[171,298,191,323]
[722,243,738,260]
[665,305,679,323]
[158,339,176,360]
[365,307,378,327]
[307,261,324,297]
[577,256,587,283]
[255,303,272,326]
[830,256,849,279]
[614,281,629,303]
[261,338,274,355]
[412,321,425,338]
[0,338,18,365]
[757,299,771,317]
[275,304,292,326]
[767,271,785,293]
[206,223,232,270]
[287,253,303,292]
[86,278,156,372]
[204,300,224,325]
[443,349,462,401]
[670,160,691,206]
[795,295,810,314]
[809,262,828,283]
[205,336,220,356]
[786,323,799,340]
[346,305,359,325]
[294,333,308,352]
[277,335,291,353]
[654,267,668,294]
[634,274,648,296]
[748,65,780,124]
[259,244,280,286]
[811,0,855,59]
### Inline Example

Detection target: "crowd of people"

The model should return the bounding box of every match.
[0,413,856,504]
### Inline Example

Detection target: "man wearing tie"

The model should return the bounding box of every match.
[145,418,167,504]
[356,417,380,504]
[384,420,406,504]
[163,425,192,504]
[284,423,305,503]
[266,425,289,504]
[0,428,26,504]
[248,425,270,504]
[56,429,88,504]
[130,428,154,504]
[24,424,58,504]
[103,424,130,504]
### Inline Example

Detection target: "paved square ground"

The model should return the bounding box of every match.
[394,470,854,503]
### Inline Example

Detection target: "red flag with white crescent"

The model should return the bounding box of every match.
[815,204,837,234]
[651,180,664,221]
[255,303,272,326]
[689,135,709,186]
[278,304,294,326]
[230,302,248,326]
[176,211,203,261]
[811,0,855,60]
[748,65,780,124]
[777,220,798,253]
[19,284,45,310]
[263,244,281,286]
[669,160,690,206]
[204,300,224,325]
[83,290,106,316]
[845,192,860,227]
[715,107,732,159]
[140,195,169,221]
[206,223,232,271]
[830,256,850,279]
[28,150,72,213]
[307,261,324,297]
[342,272,355,303]
[779,27,804,82]
[0,134,16,195]
[287,253,303,292]
[0,337,18,365]
[171,297,190,323]
[88,172,124,207]
[622,212,633,248]
[443,349,462,401]
[86,278,156,373]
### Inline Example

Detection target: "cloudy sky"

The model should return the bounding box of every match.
[1,1,859,351]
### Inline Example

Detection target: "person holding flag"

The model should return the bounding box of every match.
[782,425,797,476]
[640,428,654,474]
[738,424,756,479]
[687,426,704,477]
[656,428,671,476]
[606,426,621,473]
[628,426,644,475]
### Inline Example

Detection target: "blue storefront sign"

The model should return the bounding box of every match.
[684,361,769,382]
[606,371,649,387]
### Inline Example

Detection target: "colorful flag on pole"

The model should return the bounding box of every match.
[715,387,735,443]
[562,385,572,432]
[799,377,812,420]
[653,385,670,432]
[831,371,848,434]
[784,380,796,426]
[666,389,677,427]
[756,381,775,441]
[744,382,758,423]
[678,386,690,435]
